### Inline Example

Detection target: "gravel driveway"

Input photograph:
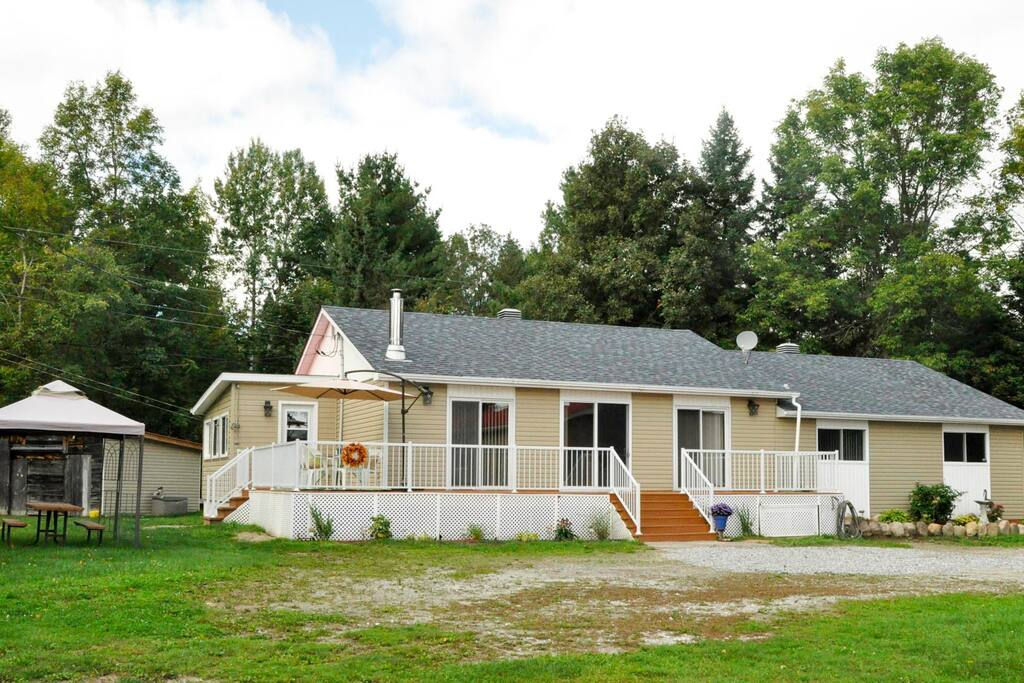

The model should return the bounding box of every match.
[655,541,1024,582]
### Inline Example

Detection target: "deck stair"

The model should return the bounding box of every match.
[611,491,715,542]
[205,489,249,525]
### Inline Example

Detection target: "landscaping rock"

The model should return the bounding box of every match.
[954,525,966,537]
[927,523,943,536]
[987,522,1000,537]
[998,520,1010,535]
[942,522,955,537]
[1010,523,1019,535]
[916,521,929,537]
[858,520,871,535]
[890,522,905,537]
[905,522,918,537]
[868,520,882,536]
[966,521,978,537]
[978,523,987,537]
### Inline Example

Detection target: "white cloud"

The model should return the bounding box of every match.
[2,0,1024,246]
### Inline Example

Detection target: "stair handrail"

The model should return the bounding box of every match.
[678,447,714,530]
[608,447,641,536]
[204,447,253,518]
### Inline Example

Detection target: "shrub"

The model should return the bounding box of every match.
[987,503,1004,523]
[878,509,910,524]
[554,518,576,541]
[465,523,485,542]
[309,506,333,541]
[737,507,756,537]
[514,531,539,542]
[908,483,961,524]
[953,513,979,526]
[589,511,611,540]
[369,514,392,540]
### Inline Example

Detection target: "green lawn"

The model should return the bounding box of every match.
[1,515,1023,681]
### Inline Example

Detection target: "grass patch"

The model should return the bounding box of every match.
[769,535,912,549]
[1,515,1022,681]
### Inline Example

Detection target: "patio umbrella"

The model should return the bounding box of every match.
[271,378,412,402]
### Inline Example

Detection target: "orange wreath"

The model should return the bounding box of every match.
[341,442,369,468]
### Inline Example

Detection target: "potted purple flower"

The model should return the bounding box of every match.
[710,502,733,534]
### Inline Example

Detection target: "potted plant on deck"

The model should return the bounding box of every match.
[710,502,733,537]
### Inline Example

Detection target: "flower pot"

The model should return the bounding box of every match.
[713,515,729,533]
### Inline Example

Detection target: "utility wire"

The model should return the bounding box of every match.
[0,351,200,421]
[0,349,199,414]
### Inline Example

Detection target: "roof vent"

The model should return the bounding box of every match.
[497,308,522,320]
[776,342,800,354]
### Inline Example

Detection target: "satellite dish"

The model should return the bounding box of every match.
[736,331,758,352]
[736,331,758,365]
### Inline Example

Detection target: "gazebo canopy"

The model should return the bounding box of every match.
[0,380,145,436]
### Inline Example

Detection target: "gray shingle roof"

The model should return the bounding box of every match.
[324,307,783,394]
[323,306,1024,423]
[752,352,1024,422]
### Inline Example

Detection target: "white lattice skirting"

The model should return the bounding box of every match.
[714,493,845,538]
[222,500,251,525]
[245,490,632,541]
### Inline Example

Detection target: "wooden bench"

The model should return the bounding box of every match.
[73,519,106,545]
[2,518,27,547]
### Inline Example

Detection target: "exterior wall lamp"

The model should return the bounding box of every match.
[422,387,433,405]
[747,399,759,417]
[263,400,273,417]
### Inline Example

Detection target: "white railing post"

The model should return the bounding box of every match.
[510,444,518,492]
[558,447,565,490]
[759,449,766,494]
[591,447,598,488]
[294,441,304,491]
[445,444,452,490]
[381,443,388,490]
[406,442,414,492]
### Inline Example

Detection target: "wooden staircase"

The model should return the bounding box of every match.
[611,491,716,542]
[205,489,249,525]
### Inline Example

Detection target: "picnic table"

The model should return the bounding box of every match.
[26,501,84,545]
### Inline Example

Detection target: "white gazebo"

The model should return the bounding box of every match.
[0,380,146,545]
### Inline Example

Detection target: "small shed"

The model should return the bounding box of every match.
[0,380,146,545]
[133,433,201,514]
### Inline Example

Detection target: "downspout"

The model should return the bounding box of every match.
[792,395,802,452]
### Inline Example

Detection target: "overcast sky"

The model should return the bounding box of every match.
[2,0,1023,245]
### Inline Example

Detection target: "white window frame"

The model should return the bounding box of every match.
[559,393,632,464]
[278,401,318,444]
[816,419,869,463]
[941,423,989,464]
[446,393,516,446]
[203,412,229,460]
[671,399,730,488]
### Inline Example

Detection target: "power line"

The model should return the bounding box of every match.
[0,349,198,414]
[0,351,200,422]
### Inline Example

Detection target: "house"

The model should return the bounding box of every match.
[191,290,1024,541]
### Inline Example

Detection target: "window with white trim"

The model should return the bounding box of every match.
[279,403,316,443]
[943,431,987,463]
[817,427,865,462]
[203,413,228,459]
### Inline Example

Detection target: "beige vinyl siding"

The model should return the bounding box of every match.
[515,388,560,446]
[200,388,233,487]
[730,398,816,452]
[341,400,386,442]
[869,421,943,512]
[237,384,339,449]
[990,426,1024,518]
[387,383,447,443]
[139,439,202,514]
[630,392,674,490]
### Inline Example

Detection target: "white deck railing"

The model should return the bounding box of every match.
[683,449,840,493]
[204,447,253,517]
[246,441,639,512]
[678,449,715,528]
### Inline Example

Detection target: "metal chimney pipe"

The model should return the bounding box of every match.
[386,289,406,360]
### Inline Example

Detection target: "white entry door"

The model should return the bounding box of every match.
[817,422,870,516]
[942,427,991,518]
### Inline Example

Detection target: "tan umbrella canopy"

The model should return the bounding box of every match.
[271,378,413,402]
